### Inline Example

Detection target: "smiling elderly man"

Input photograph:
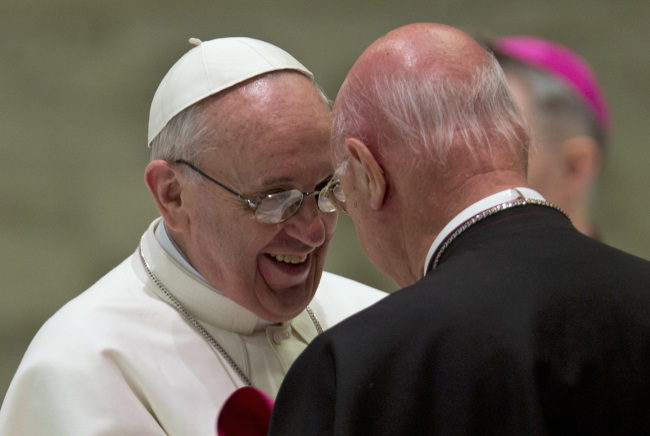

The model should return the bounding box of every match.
[0,37,384,436]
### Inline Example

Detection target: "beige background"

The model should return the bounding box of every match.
[2,0,649,399]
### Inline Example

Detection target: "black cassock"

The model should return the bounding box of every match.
[269,204,650,435]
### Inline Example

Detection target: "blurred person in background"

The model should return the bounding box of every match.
[484,35,610,238]
[0,37,384,436]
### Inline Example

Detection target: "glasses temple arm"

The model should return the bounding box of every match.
[175,160,258,208]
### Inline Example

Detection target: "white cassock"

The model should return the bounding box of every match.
[0,218,385,436]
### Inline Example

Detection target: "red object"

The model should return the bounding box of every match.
[217,387,274,436]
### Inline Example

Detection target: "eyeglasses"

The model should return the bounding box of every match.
[320,174,348,215]
[175,160,348,224]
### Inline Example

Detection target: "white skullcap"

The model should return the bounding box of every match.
[148,37,313,146]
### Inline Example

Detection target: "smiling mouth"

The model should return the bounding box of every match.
[271,254,308,264]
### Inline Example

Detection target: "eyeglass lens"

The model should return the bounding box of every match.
[255,180,347,224]
[320,178,347,215]
[255,190,305,224]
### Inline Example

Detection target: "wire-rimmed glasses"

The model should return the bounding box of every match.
[175,160,347,224]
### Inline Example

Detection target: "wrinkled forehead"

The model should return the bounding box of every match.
[200,74,333,187]
[223,73,328,124]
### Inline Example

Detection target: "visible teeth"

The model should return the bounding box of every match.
[272,254,307,264]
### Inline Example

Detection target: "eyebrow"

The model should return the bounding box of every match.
[256,171,335,193]
[261,176,294,186]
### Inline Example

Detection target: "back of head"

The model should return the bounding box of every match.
[331,23,532,286]
[332,23,530,179]
[488,36,610,149]
[480,35,609,237]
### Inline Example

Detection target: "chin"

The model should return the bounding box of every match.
[263,305,308,323]
[264,286,316,322]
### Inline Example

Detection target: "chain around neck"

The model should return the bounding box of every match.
[428,197,568,272]
[138,244,323,387]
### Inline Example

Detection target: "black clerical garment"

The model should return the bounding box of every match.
[269,204,650,435]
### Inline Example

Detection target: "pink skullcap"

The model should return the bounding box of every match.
[217,387,274,436]
[495,36,611,135]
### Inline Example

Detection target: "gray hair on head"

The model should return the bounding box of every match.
[332,52,530,172]
[499,57,605,150]
[150,98,211,162]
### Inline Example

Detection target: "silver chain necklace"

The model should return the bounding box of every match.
[429,197,568,272]
[138,245,323,386]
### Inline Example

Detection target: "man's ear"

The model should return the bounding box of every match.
[144,160,189,231]
[346,138,386,211]
[561,135,601,197]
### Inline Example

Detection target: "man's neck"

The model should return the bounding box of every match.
[423,187,546,276]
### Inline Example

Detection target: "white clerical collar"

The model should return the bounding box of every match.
[154,220,276,330]
[423,187,545,276]
[154,220,201,277]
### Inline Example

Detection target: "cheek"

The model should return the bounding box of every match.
[323,213,338,239]
[193,205,260,273]
[355,223,383,268]
[339,175,362,214]
[203,221,274,294]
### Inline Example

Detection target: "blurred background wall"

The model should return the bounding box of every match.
[2,0,649,398]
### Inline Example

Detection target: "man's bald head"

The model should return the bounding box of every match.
[350,23,490,83]
[332,23,528,175]
[330,23,532,285]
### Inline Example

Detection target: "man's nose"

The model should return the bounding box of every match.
[283,197,328,247]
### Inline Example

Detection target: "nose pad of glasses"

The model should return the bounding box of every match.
[254,190,305,224]
[317,193,337,213]
[320,183,347,214]
[332,184,346,206]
